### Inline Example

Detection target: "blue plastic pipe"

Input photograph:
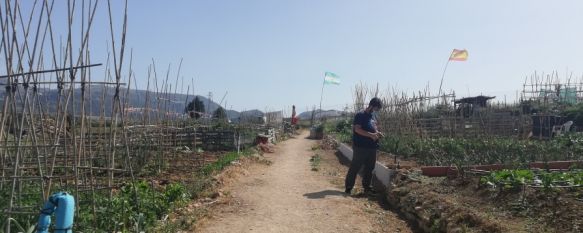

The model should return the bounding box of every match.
[37,192,75,233]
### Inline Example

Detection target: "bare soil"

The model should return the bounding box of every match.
[327,136,583,232]
[377,151,420,170]
[194,131,414,233]
[387,168,583,232]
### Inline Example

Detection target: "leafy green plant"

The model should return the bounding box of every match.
[370,133,583,167]
[0,186,41,233]
[310,154,321,171]
[480,169,534,190]
[71,180,191,232]
[0,145,255,232]
[200,150,251,176]
[335,119,352,133]
[481,169,583,193]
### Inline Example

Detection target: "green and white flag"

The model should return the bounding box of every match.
[324,72,341,85]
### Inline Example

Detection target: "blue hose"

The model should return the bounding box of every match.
[37,192,75,233]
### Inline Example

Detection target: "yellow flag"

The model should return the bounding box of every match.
[449,49,468,61]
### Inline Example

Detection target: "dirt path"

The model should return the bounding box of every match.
[195,131,413,233]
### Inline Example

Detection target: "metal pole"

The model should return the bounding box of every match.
[318,76,325,124]
[438,59,451,98]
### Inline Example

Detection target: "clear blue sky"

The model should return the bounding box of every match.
[10,0,583,113]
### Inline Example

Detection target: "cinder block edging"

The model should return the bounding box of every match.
[337,143,395,187]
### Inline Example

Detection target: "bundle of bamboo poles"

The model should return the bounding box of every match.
[0,0,134,230]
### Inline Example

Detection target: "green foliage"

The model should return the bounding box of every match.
[441,138,470,175]
[185,96,205,119]
[480,169,534,190]
[0,186,41,233]
[328,119,352,143]
[62,150,253,231]
[213,107,227,120]
[335,119,351,133]
[323,117,583,168]
[75,181,190,232]
[310,154,321,171]
[372,134,583,167]
[165,183,190,204]
[480,169,583,192]
[0,218,36,233]
[1,147,254,232]
[200,150,252,176]
[554,133,583,158]
[1,181,191,233]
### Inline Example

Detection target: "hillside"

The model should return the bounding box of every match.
[0,85,239,119]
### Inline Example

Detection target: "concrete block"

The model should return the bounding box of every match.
[336,143,395,188]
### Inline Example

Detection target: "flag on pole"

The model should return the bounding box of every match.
[449,49,468,61]
[324,72,341,85]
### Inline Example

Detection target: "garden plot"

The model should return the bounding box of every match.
[388,170,582,232]
[328,119,583,232]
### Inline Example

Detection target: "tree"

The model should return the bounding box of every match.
[213,106,227,121]
[185,96,205,119]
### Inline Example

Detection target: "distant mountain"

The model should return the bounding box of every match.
[0,85,239,119]
[298,109,347,120]
[225,110,239,120]
[239,109,264,117]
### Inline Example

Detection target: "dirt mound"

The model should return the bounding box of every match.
[386,170,583,232]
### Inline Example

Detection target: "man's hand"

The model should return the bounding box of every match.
[377,132,385,138]
[369,132,380,141]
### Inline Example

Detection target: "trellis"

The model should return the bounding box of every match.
[352,84,532,139]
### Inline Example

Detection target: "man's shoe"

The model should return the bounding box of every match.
[344,188,352,195]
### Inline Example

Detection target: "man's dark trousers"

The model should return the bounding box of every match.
[345,146,377,189]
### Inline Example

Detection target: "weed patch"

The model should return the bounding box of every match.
[310,154,322,171]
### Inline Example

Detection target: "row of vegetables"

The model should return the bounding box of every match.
[480,169,583,191]
[332,119,583,167]
[330,119,583,191]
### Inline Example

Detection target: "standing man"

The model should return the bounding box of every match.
[291,105,298,125]
[291,105,298,133]
[345,97,383,195]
